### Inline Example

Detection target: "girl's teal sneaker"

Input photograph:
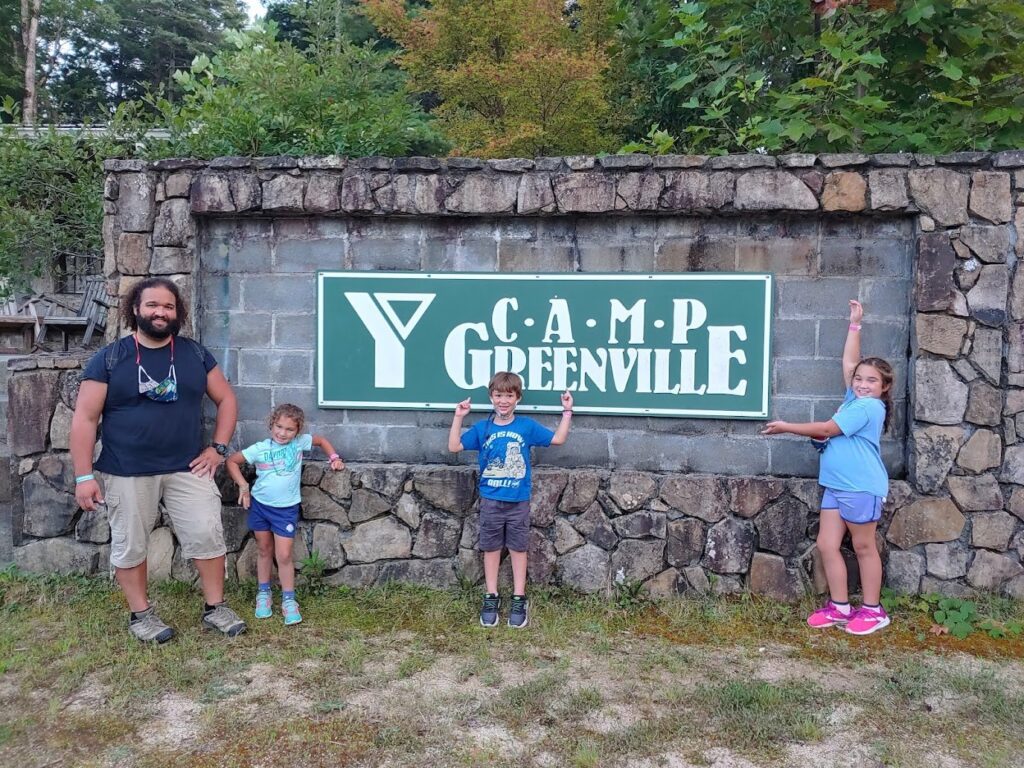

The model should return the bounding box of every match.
[282,597,302,626]
[255,590,272,619]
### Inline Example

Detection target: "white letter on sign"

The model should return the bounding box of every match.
[671,299,707,344]
[707,326,748,396]
[345,292,434,388]
[608,299,646,344]
[542,298,575,344]
[492,297,519,343]
[444,322,491,389]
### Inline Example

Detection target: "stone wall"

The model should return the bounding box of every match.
[6,150,1024,599]
[200,214,911,476]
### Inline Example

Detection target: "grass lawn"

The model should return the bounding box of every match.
[1,569,1023,768]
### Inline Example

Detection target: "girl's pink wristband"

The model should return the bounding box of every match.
[849,323,861,331]
[328,453,340,461]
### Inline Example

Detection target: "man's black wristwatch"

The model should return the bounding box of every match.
[212,442,228,456]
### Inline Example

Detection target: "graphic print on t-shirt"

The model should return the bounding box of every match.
[482,440,527,481]
[254,442,302,477]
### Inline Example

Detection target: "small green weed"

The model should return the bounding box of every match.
[612,574,648,611]
[696,679,824,751]
[558,687,603,720]
[489,670,565,726]
[881,589,1024,640]
[571,740,601,767]
[396,651,435,679]
[299,550,328,596]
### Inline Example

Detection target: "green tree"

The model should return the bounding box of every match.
[37,0,247,121]
[0,3,21,108]
[363,0,619,157]
[614,0,1024,154]
[147,23,444,157]
[265,0,391,49]
[0,105,147,295]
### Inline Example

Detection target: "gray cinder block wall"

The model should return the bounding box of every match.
[6,151,1024,600]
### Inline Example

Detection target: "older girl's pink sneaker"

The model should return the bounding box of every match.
[807,600,852,628]
[845,605,890,635]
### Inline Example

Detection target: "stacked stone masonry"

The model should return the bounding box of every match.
[6,150,1024,600]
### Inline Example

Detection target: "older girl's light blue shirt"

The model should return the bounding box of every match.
[819,389,888,498]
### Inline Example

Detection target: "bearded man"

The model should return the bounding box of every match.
[70,277,246,643]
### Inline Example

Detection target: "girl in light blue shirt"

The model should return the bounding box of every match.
[762,300,894,636]
[226,404,344,626]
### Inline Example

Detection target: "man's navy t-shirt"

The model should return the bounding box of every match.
[81,335,218,476]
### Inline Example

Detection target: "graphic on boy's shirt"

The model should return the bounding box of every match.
[482,441,526,481]
[479,430,529,490]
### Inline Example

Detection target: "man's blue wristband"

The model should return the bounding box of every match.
[75,474,95,484]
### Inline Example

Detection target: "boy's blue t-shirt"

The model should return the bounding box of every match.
[460,415,555,502]
[241,433,313,507]
[819,388,888,498]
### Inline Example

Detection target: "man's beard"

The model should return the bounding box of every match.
[136,313,181,339]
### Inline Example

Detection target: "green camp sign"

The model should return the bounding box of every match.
[318,272,773,418]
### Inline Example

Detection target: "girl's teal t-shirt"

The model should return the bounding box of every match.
[241,433,313,507]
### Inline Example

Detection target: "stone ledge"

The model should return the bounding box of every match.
[105,152,1023,221]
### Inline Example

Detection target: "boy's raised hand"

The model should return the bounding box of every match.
[849,299,864,325]
[561,390,574,410]
[455,397,472,417]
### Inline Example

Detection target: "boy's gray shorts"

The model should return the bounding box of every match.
[477,498,531,552]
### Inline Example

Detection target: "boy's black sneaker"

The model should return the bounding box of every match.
[479,593,500,627]
[508,595,529,629]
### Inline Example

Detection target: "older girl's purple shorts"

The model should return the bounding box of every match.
[821,488,883,525]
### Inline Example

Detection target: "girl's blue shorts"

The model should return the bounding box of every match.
[247,497,300,538]
[821,488,884,525]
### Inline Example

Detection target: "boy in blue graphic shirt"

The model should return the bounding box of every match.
[449,372,573,629]
[226,404,344,626]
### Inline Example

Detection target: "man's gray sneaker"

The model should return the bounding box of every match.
[201,602,247,637]
[129,606,176,644]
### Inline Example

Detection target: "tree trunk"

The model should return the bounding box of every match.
[20,0,42,125]
[334,0,343,56]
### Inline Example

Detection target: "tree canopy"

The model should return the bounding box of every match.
[146,23,444,158]
[362,0,619,157]
[613,0,1024,154]
[12,0,247,122]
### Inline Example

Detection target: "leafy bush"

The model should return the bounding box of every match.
[0,100,147,297]
[614,0,1024,154]
[146,24,445,158]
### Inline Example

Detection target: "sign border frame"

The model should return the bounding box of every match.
[317,271,773,419]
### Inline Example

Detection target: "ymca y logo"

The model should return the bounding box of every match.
[344,292,435,387]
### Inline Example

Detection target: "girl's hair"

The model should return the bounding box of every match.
[121,276,188,330]
[268,403,305,433]
[488,371,523,397]
[855,357,895,434]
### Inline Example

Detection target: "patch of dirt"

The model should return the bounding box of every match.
[623,748,762,768]
[785,737,881,768]
[140,693,203,747]
[64,672,111,712]
[466,724,521,754]
[224,662,315,715]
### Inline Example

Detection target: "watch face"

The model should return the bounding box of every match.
[214,443,228,455]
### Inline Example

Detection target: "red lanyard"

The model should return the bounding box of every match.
[134,334,174,365]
